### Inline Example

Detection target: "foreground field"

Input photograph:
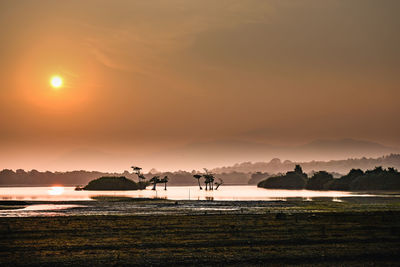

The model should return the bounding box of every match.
[1,201,400,266]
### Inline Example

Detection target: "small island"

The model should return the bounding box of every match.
[83,176,147,191]
[257,165,307,189]
[258,165,400,191]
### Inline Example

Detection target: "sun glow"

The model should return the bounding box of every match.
[50,76,63,88]
[48,186,64,195]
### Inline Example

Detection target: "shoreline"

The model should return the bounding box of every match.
[1,196,400,217]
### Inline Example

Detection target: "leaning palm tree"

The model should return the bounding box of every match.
[214,178,224,190]
[193,174,203,190]
[149,176,160,190]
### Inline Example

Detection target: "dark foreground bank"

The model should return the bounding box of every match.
[1,209,400,266]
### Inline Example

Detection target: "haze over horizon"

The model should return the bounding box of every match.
[1,1,399,172]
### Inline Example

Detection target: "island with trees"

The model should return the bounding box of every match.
[258,165,400,191]
[82,165,172,191]
[83,176,147,191]
[192,168,224,190]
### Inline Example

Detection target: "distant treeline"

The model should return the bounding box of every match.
[213,154,400,175]
[1,154,399,187]
[258,165,400,191]
[0,169,122,186]
[0,169,250,186]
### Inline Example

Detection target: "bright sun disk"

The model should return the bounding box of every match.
[50,76,63,88]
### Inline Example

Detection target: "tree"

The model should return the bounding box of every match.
[366,166,383,175]
[294,165,303,174]
[193,174,203,190]
[202,168,215,190]
[131,165,147,189]
[160,176,169,190]
[138,174,146,183]
[131,166,143,182]
[149,176,160,190]
[306,171,334,190]
[203,174,215,190]
[214,178,224,190]
[209,175,215,190]
[131,166,142,173]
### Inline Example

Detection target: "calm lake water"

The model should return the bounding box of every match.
[0,185,372,201]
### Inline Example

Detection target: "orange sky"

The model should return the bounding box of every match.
[1,0,399,171]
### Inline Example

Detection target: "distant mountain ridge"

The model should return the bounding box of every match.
[1,154,399,186]
[160,138,399,169]
[212,154,400,175]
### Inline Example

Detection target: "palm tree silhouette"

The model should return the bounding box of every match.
[160,176,169,190]
[193,174,203,190]
[214,178,224,190]
[149,176,160,190]
[202,168,215,191]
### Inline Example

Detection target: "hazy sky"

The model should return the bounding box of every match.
[1,0,399,171]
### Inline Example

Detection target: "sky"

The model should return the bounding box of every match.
[1,0,399,172]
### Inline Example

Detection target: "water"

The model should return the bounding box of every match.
[0,186,395,217]
[0,185,371,201]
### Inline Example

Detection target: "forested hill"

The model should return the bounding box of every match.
[258,166,400,191]
[212,154,400,175]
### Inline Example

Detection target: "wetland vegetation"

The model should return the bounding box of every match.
[1,198,400,266]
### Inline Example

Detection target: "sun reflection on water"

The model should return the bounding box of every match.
[48,186,64,196]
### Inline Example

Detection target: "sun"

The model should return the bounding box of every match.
[48,186,64,195]
[50,76,63,88]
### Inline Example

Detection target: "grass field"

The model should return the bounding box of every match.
[1,199,400,266]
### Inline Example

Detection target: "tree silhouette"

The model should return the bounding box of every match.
[209,175,215,190]
[138,174,146,183]
[160,176,169,190]
[214,178,224,190]
[306,171,333,190]
[203,174,215,190]
[202,168,215,190]
[131,165,147,190]
[131,166,143,182]
[294,165,303,174]
[149,176,160,190]
[193,174,203,190]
